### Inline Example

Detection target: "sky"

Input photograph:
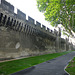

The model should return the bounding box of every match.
[6,0,54,30]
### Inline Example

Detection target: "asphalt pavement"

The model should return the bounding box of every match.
[11,51,75,75]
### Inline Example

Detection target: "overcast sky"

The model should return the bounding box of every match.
[6,0,54,29]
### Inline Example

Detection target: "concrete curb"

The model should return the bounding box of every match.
[64,64,70,75]
[64,57,75,75]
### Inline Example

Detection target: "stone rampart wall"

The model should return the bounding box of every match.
[0,0,73,59]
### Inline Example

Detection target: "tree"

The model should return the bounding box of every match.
[37,0,75,35]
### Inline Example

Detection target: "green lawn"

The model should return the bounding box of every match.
[65,57,75,75]
[0,51,73,75]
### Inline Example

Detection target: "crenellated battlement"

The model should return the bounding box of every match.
[0,0,58,37]
[0,0,14,13]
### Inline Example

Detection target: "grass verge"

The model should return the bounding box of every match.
[0,51,73,75]
[65,57,75,75]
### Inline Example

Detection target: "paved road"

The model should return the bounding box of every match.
[11,51,75,75]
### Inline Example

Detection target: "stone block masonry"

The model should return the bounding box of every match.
[0,0,73,59]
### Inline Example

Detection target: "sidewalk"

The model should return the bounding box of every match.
[11,51,75,75]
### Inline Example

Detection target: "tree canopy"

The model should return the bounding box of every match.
[37,0,75,35]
